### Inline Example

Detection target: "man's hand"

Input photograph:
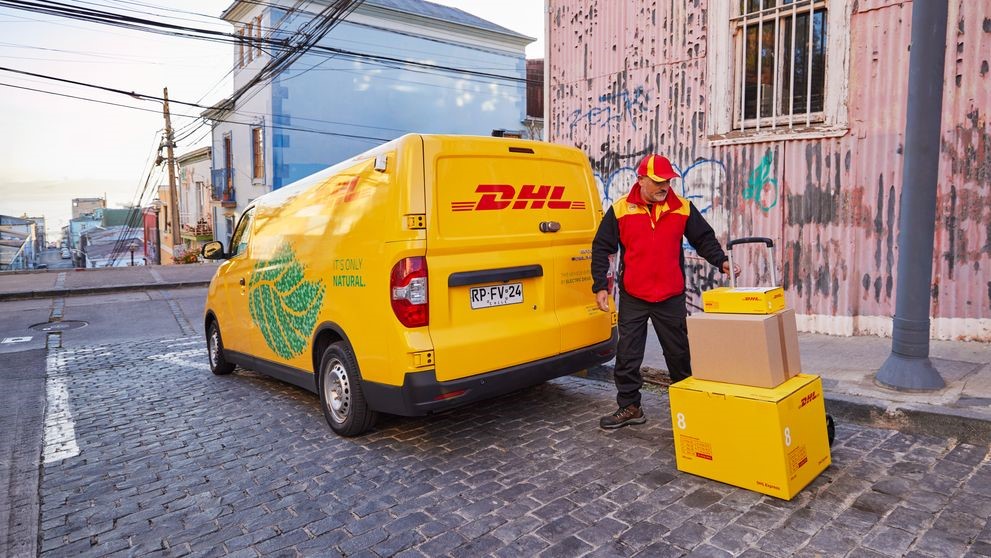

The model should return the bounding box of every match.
[595,290,610,312]
[722,260,741,277]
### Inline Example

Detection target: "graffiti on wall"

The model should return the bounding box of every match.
[593,155,729,221]
[591,151,733,309]
[743,150,779,212]
[568,87,650,132]
[549,1,990,338]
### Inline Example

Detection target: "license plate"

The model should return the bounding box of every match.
[470,283,523,309]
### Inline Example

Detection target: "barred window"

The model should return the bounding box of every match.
[251,127,264,180]
[237,29,244,68]
[733,0,827,131]
[245,22,254,63]
[255,16,263,58]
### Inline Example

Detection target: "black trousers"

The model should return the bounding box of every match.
[613,291,692,408]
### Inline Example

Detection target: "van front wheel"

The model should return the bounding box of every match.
[207,321,235,376]
[318,341,377,436]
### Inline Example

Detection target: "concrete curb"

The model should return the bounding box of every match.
[0,281,211,302]
[581,364,991,446]
[824,393,991,446]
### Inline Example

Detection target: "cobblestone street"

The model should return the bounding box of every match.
[37,336,991,557]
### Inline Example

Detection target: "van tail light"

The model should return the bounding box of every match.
[391,256,428,327]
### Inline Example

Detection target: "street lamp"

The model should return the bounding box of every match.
[128,240,140,266]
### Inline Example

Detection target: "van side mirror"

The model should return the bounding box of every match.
[201,241,227,260]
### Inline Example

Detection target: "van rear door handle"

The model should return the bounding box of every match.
[449,265,543,287]
[539,221,561,233]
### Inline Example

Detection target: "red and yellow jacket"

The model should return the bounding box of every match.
[591,184,728,303]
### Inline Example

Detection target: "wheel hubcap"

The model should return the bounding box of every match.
[323,359,351,423]
[209,329,220,367]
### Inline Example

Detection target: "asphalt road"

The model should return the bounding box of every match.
[38,248,74,271]
[1,288,989,557]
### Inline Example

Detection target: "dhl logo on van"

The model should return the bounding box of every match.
[452,185,587,211]
[328,176,360,202]
[742,296,761,301]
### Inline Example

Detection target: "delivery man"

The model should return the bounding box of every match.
[591,154,738,429]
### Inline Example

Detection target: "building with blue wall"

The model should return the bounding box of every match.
[206,0,533,245]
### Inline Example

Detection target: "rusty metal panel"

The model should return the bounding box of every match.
[934,0,991,339]
[548,0,990,339]
[854,0,909,15]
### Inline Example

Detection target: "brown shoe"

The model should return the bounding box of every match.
[600,403,646,429]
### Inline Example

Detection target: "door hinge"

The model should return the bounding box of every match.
[405,214,426,230]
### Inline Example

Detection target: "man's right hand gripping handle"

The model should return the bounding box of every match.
[595,290,610,312]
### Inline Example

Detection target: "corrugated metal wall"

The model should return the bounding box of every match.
[548,0,990,340]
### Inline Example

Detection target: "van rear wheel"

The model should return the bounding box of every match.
[318,341,377,436]
[207,321,235,376]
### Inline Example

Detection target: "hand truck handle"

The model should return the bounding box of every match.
[727,237,774,249]
[727,237,777,289]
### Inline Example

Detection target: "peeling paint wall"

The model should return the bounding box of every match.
[548,0,990,340]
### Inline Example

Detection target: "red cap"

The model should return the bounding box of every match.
[636,155,679,182]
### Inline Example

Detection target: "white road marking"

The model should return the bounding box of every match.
[148,348,210,371]
[1,336,32,343]
[43,351,80,464]
[41,341,205,465]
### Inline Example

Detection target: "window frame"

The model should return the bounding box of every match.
[237,29,245,68]
[255,16,263,58]
[707,0,851,145]
[223,133,234,195]
[245,22,254,64]
[251,126,265,182]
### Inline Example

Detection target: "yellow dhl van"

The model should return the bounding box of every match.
[201,134,617,436]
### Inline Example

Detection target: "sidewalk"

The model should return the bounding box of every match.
[592,325,991,445]
[0,263,220,300]
[2,264,988,443]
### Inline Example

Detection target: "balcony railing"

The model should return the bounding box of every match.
[180,220,214,242]
[210,168,236,207]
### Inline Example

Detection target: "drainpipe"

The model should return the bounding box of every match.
[876,0,948,391]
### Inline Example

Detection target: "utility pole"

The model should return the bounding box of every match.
[876,0,948,391]
[162,87,181,246]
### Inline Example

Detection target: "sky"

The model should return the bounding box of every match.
[0,0,545,238]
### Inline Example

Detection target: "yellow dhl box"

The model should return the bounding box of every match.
[702,286,786,314]
[687,308,801,389]
[669,374,831,500]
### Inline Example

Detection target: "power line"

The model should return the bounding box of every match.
[0,77,392,142]
[68,0,230,29]
[105,131,162,266]
[0,65,214,108]
[308,44,529,84]
[0,0,284,48]
[174,0,365,147]
[0,40,197,62]
[0,0,537,84]
[0,80,165,114]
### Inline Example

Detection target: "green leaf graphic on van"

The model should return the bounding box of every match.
[248,243,325,359]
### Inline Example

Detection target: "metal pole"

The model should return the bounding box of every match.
[876,0,948,391]
[163,87,181,246]
[154,210,162,265]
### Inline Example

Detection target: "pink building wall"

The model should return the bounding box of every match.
[547,0,990,340]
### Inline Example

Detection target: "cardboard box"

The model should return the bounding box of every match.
[687,308,801,388]
[669,374,831,500]
[702,286,786,314]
